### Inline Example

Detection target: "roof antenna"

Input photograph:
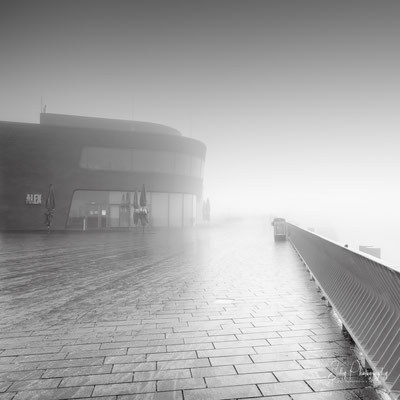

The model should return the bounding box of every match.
[40,96,47,113]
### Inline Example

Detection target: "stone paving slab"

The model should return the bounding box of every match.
[0,219,391,399]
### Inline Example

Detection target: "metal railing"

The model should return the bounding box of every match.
[287,223,400,399]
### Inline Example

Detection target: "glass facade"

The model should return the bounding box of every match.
[151,193,169,227]
[79,147,204,178]
[67,190,197,230]
[168,193,183,228]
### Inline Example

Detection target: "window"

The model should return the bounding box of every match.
[169,193,183,227]
[175,154,192,176]
[151,193,169,227]
[79,147,204,178]
[80,147,130,171]
[68,190,197,229]
[191,157,202,178]
[183,194,195,226]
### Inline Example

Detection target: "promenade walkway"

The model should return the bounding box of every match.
[0,219,388,400]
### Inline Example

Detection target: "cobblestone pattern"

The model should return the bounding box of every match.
[0,220,389,399]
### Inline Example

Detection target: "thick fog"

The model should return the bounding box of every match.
[1,1,399,265]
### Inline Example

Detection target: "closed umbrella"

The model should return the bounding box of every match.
[120,193,127,227]
[139,184,148,230]
[140,184,147,207]
[125,192,131,228]
[133,190,139,209]
[46,184,56,211]
[45,184,55,232]
[133,190,139,226]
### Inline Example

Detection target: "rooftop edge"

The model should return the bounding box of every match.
[39,113,182,136]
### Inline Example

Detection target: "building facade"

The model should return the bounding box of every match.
[0,113,206,231]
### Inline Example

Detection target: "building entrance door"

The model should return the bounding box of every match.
[86,203,108,229]
[100,206,107,228]
[86,203,99,229]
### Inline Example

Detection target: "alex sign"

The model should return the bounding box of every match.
[25,194,42,205]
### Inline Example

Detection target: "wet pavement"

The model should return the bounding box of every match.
[0,219,390,400]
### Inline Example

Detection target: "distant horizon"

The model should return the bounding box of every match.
[2,109,399,266]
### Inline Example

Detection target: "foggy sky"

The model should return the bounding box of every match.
[1,1,400,264]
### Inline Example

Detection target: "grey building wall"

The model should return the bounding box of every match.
[0,117,206,230]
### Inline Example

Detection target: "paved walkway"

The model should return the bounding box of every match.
[0,219,389,400]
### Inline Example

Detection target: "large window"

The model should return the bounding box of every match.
[79,147,204,178]
[169,193,183,227]
[67,190,197,229]
[175,154,192,177]
[151,193,169,227]
[80,147,131,171]
[183,194,196,227]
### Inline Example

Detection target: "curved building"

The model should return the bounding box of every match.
[0,113,206,230]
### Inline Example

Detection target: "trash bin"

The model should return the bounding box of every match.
[272,218,286,241]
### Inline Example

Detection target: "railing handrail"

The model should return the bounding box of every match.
[288,222,399,273]
[287,222,400,399]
